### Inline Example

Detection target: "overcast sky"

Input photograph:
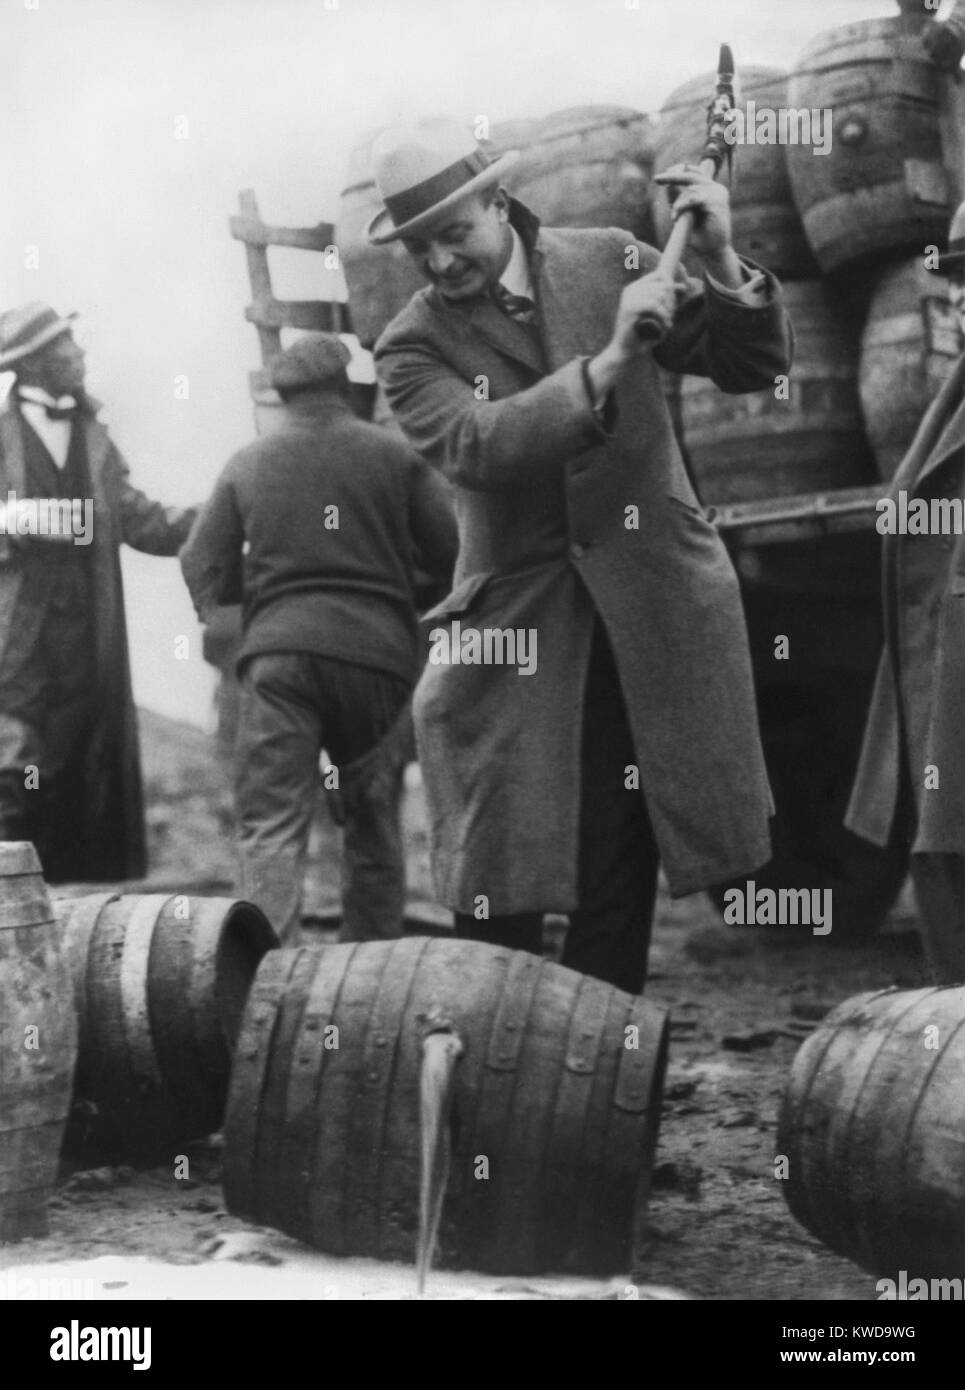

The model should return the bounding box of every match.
[1,0,912,727]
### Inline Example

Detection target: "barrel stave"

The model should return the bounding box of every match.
[224,939,670,1274]
[0,846,77,1242]
[60,893,276,1162]
[680,279,875,505]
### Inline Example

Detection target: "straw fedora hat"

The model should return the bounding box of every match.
[0,302,77,371]
[365,117,519,246]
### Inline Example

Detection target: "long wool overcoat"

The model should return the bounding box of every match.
[375,200,793,914]
[847,352,965,856]
[0,395,194,881]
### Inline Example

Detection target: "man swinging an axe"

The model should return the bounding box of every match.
[370,49,793,994]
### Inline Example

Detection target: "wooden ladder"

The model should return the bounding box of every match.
[228,189,374,428]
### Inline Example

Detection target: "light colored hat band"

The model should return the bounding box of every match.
[383,149,491,229]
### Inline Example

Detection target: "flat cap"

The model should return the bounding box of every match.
[266,333,352,392]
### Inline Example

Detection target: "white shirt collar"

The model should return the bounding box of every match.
[498,225,533,301]
[18,385,76,410]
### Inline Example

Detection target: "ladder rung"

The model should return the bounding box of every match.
[230,215,336,250]
[245,300,350,332]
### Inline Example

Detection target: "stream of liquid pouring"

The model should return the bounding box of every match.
[416,1030,464,1295]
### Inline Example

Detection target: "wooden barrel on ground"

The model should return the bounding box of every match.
[487,106,655,241]
[224,938,669,1274]
[0,843,77,1241]
[859,256,962,479]
[339,108,655,349]
[57,894,277,1159]
[651,68,816,278]
[786,18,950,274]
[678,279,876,505]
[778,986,965,1276]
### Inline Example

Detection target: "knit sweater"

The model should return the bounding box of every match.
[180,395,457,682]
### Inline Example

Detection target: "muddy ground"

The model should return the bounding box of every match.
[1,710,931,1301]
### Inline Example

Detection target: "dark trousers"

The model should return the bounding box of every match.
[456,620,660,994]
[910,852,965,984]
[0,610,97,882]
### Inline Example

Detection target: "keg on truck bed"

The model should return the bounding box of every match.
[785,15,951,274]
[651,67,816,279]
[678,279,876,505]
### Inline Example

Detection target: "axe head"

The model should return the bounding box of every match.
[704,42,737,184]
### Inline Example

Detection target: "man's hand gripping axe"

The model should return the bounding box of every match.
[635,44,737,343]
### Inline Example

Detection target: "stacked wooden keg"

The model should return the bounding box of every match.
[649,14,962,937]
[785,13,959,480]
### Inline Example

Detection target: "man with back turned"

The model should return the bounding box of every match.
[181,334,457,942]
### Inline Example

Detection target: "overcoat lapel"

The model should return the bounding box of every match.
[535,238,612,370]
[913,358,965,488]
[882,360,965,652]
[916,397,965,488]
[462,296,547,376]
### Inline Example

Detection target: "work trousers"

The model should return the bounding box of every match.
[235,651,411,943]
[909,852,965,984]
[456,619,661,995]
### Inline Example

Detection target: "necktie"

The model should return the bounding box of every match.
[491,282,538,326]
[42,403,78,421]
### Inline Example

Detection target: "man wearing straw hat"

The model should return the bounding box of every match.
[0,302,195,882]
[847,201,965,984]
[368,117,792,994]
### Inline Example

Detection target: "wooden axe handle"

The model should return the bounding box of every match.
[635,151,721,344]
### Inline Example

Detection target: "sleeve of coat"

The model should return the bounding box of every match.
[114,445,198,554]
[179,466,245,621]
[376,342,613,492]
[640,240,794,391]
[407,457,459,582]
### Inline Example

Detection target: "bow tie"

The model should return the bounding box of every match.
[19,394,78,421]
[491,282,538,326]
